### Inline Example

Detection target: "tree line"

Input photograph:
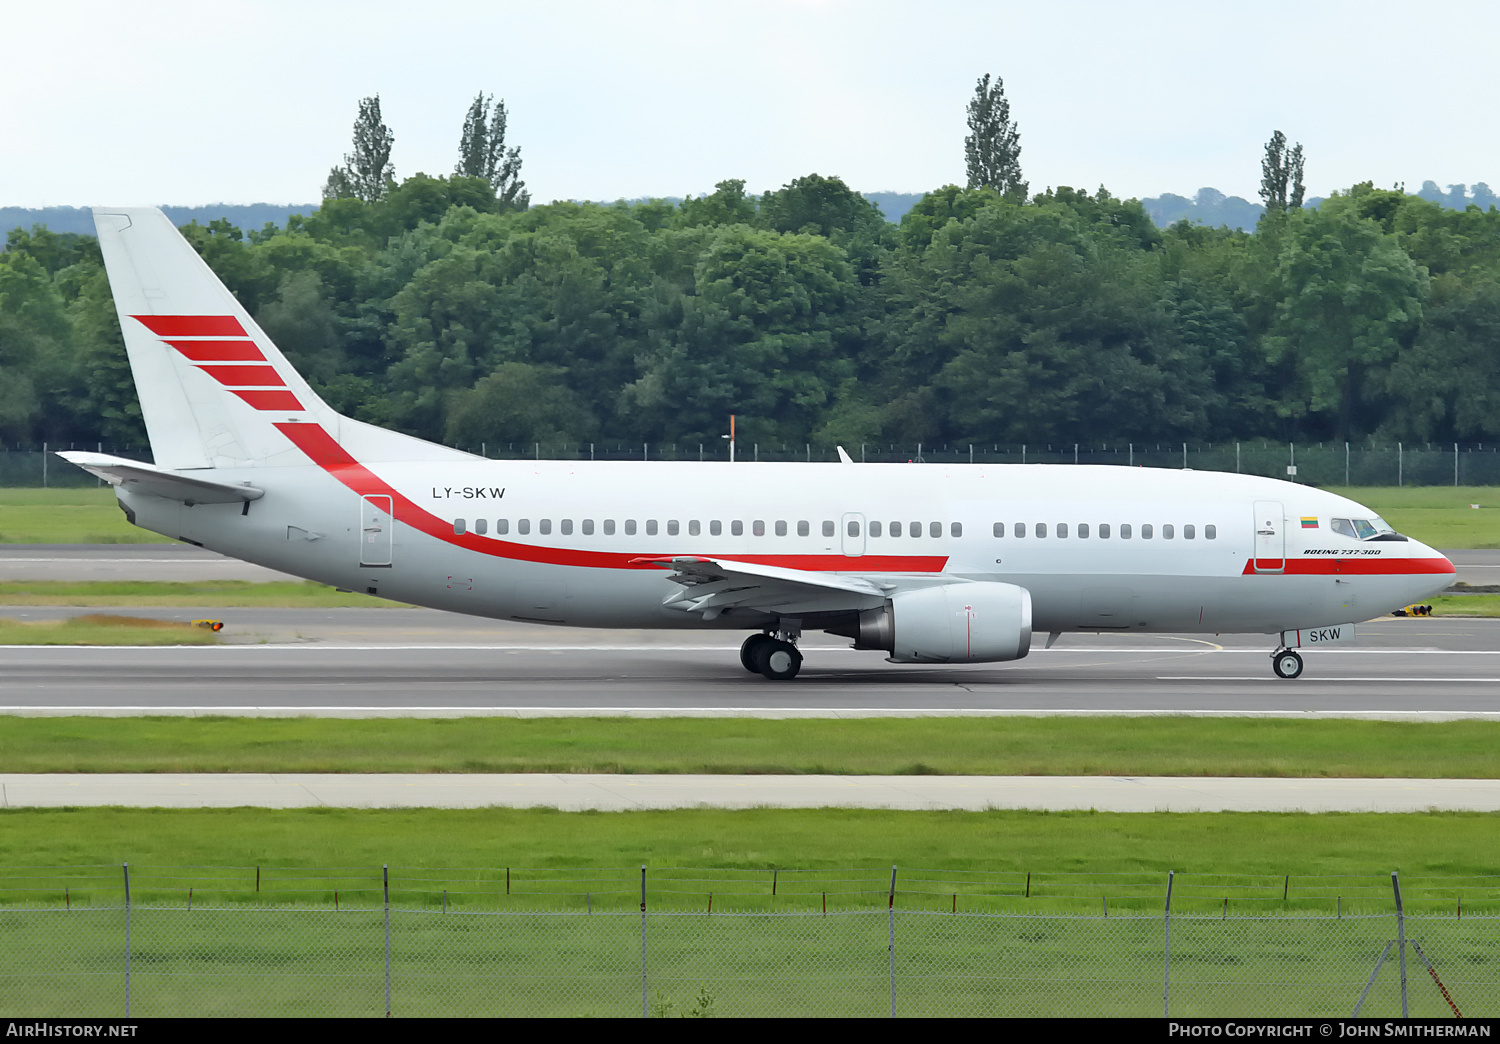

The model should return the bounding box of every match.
[1,84,1498,454]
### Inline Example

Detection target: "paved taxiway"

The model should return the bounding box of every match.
[4,773,1497,812]
[0,609,1496,717]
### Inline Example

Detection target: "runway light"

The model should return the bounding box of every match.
[192,619,224,631]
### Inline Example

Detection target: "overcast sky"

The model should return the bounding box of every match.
[5,0,1496,209]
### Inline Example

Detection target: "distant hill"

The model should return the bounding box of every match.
[1,203,319,240]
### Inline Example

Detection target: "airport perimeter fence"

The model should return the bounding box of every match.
[0,865,1496,1017]
[7,440,1500,488]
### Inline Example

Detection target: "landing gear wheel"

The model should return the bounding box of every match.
[1272,650,1304,680]
[753,639,803,681]
[740,633,773,673]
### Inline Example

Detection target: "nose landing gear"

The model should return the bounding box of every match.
[1271,648,1304,679]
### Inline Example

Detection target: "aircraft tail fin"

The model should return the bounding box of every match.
[91,207,471,470]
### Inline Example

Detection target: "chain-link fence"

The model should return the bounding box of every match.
[0,866,1494,1017]
[10,441,1500,487]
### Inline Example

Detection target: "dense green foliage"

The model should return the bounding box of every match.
[4,174,1500,450]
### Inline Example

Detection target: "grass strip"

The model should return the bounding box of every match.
[2,715,1497,777]
[0,488,171,544]
[0,614,219,646]
[0,807,1494,908]
[0,580,402,608]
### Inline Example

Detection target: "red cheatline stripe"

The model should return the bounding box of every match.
[1241,557,1455,576]
[195,364,287,387]
[131,315,246,337]
[165,339,265,362]
[231,389,305,411]
[272,421,949,574]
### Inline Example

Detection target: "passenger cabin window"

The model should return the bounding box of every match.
[1014,523,1025,538]
[753,520,765,536]
[453,518,467,535]
[711,521,722,536]
[474,518,487,535]
[1141,524,1153,539]
[689,520,700,536]
[822,520,835,537]
[540,519,552,535]
[625,520,637,536]
[668,520,679,536]
[1057,523,1068,538]
[848,520,861,537]
[1036,523,1047,538]
[775,521,787,536]
[731,521,743,536]
[798,521,809,537]
[1184,524,1195,540]
[560,519,572,535]
[869,521,883,537]
[604,520,615,535]
[646,520,658,536]
[910,521,921,538]
[497,519,510,535]
[1120,524,1131,539]
[951,522,963,537]
[892,521,904,537]
[930,521,941,538]
[1205,525,1216,540]
[581,520,593,535]
[993,522,1004,537]
[1162,524,1174,539]
[1078,523,1089,538]
[1099,523,1109,539]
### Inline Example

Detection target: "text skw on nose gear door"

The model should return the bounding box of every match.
[360,495,393,567]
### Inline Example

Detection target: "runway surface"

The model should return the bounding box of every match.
[4,773,1497,812]
[0,609,1496,718]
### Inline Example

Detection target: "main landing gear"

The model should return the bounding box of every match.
[1271,648,1304,680]
[740,629,803,681]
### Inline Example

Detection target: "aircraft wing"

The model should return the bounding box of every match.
[630,555,890,619]
[56,452,264,506]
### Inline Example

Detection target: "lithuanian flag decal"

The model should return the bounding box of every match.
[1301,517,1319,529]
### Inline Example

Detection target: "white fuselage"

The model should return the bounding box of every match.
[118,459,1454,638]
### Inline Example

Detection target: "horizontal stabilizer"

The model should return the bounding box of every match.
[56,452,264,506]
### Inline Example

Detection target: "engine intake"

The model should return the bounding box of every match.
[853,582,1033,664]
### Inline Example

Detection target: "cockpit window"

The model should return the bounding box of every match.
[1333,517,1398,540]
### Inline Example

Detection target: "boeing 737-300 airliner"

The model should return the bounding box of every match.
[59,208,1455,681]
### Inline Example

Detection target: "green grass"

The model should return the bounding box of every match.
[1324,485,1500,549]
[1429,593,1500,616]
[3,715,1498,777]
[0,487,171,544]
[2,486,1498,548]
[0,614,219,646]
[1,809,1492,1017]
[0,579,402,608]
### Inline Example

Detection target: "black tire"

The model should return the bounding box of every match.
[754,639,803,681]
[740,633,772,673]
[1272,650,1304,680]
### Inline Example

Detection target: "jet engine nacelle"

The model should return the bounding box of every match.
[853,582,1033,664]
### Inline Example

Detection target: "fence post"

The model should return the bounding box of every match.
[1398,443,1403,487]
[122,862,130,1018]
[383,865,392,1018]
[1163,870,1174,1017]
[640,865,648,1018]
[1455,443,1460,486]
[1393,871,1408,1018]
[1346,442,1350,486]
[42,442,48,487]
[888,866,898,1018]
